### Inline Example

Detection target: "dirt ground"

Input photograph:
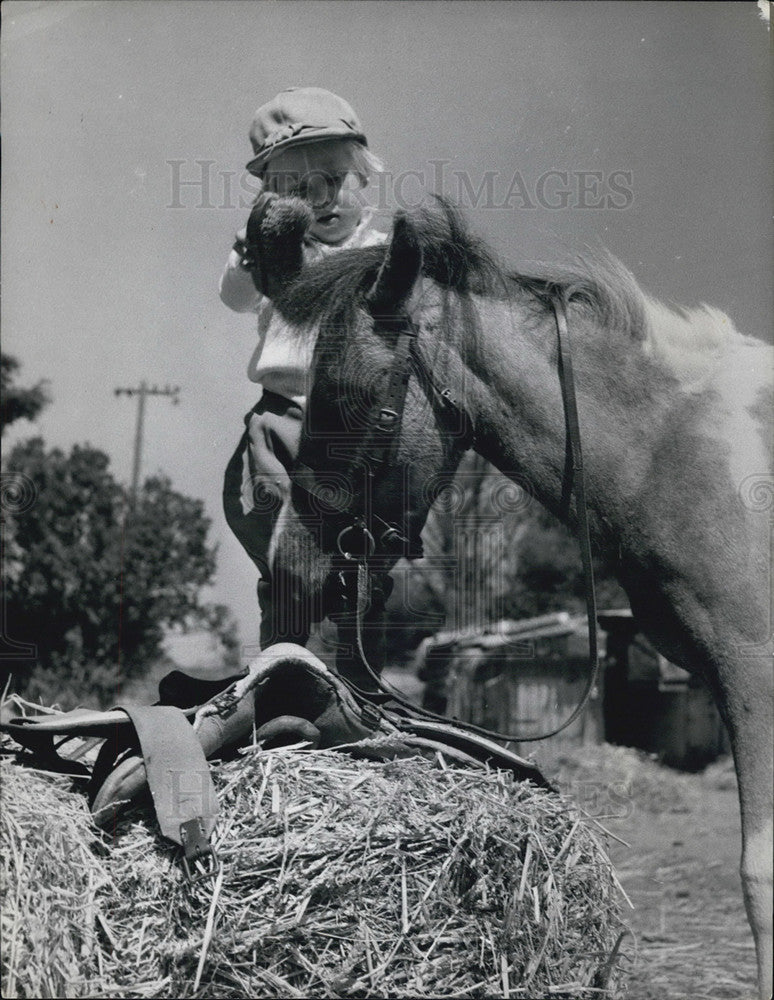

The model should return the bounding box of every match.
[541,746,758,1000]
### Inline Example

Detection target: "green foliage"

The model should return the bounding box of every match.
[1,354,50,433]
[2,438,230,707]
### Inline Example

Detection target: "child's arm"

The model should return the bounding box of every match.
[219,190,277,313]
[219,194,313,311]
[219,229,263,313]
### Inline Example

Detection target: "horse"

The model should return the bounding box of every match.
[258,195,773,997]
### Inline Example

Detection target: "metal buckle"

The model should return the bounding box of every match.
[180,817,220,884]
[337,523,376,560]
[379,526,407,552]
[359,701,382,730]
[376,408,399,432]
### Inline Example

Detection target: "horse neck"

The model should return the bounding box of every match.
[435,287,673,537]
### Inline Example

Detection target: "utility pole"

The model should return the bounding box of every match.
[114,382,180,498]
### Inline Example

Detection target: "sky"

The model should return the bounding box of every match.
[1,0,771,655]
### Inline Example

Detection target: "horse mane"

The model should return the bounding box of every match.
[639,296,744,386]
[276,196,651,345]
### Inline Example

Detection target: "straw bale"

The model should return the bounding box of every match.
[2,743,629,998]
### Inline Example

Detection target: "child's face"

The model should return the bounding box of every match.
[264,140,365,245]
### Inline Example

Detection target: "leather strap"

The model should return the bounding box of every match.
[362,325,418,468]
[1,695,222,882]
[553,296,600,730]
[95,705,220,881]
[346,298,601,744]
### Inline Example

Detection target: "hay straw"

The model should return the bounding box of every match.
[2,742,629,998]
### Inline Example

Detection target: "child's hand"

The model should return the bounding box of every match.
[233,192,276,273]
[244,191,280,255]
[241,195,314,298]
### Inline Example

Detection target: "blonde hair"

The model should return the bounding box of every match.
[263,138,383,193]
[348,142,384,183]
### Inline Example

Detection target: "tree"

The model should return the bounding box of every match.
[2,437,234,706]
[505,504,626,619]
[1,354,50,433]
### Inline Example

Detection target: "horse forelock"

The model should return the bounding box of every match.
[275,196,509,342]
[276,246,385,348]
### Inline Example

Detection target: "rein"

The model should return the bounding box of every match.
[292,298,600,744]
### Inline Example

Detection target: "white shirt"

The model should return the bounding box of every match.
[219,213,387,404]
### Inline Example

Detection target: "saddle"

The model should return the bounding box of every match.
[0,643,551,881]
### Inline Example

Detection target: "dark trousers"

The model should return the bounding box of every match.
[223,391,386,691]
[222,391,303,579]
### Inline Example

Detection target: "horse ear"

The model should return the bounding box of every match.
[366,212,423,316]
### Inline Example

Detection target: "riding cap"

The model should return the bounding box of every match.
[246,87,368,176]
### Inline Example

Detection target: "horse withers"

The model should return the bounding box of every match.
[260,195,773,998]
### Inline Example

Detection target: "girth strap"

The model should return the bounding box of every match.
[95,706,219,858]
[89,704,221,881]
[2,698,222,882]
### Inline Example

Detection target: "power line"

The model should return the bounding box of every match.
[114,382,180,498]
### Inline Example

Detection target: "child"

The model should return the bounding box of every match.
[220,87,387,673]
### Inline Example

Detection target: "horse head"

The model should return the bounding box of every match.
[267,202,472,641]
[298,208,466,550]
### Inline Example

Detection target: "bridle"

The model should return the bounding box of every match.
[292,313,472,562]
[290,297,600,744]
